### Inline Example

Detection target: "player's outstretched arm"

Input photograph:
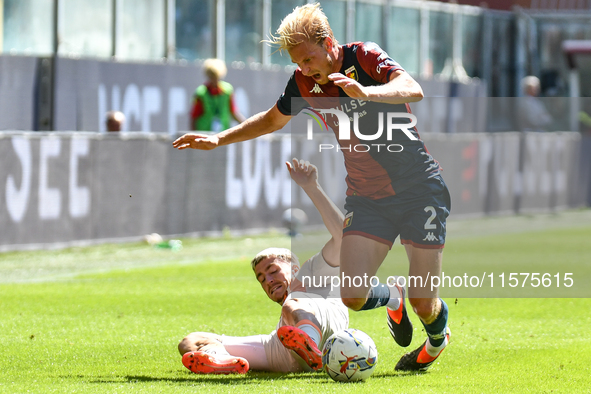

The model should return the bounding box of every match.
[173,104,291,150]
[286,158,344,267]
[328,70,423,105]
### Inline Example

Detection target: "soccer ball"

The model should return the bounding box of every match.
[322,328,378,382]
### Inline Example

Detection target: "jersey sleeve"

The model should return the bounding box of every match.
[276,72,306,116]
[356,41,404,84]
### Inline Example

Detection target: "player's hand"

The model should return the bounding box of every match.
[286,158,318,188]
[172,133,219,150]
[329,73,369,99]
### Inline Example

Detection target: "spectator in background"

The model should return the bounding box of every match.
[190,58,245,132]
[579,98,591,134]
[106,111,125,132]
[518,76,552,132]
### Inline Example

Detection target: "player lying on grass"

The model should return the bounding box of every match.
[178,158,349,374]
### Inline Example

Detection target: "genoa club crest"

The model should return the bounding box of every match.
[343,212,353,229]
[345,65,358,81]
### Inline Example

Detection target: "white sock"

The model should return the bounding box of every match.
[386,285,402,310]
[425,332,449,357]
[297,322,322,346]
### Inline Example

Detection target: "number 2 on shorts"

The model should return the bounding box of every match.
[424,206,437,230]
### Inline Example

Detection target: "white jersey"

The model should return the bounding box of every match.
[294,252,341,299]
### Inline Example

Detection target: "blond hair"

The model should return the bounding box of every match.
[251,248,300,271]
[203,58,227,80]
[267,3,336,52]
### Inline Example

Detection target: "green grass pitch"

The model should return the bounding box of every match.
[1,211,591,393]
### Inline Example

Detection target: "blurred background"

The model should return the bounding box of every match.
[1,0,591,251]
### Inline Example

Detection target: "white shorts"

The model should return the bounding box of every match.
[221,294,348,372]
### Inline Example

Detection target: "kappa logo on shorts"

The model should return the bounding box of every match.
[343,212,354,229]
[423,232,438,242]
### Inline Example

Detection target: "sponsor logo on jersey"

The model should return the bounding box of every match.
[309,83,323,94]
[345,65,358,81]
[375,53,389,74]
[343,212,354,229]
[422,232,438,242]
[376,59,398,74]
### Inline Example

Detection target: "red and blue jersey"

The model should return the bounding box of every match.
[277,41,441,199]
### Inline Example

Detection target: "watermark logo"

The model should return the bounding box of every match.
[302,108,329,138]
[303,106,418,153]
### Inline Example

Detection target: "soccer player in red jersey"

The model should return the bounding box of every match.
[174,3,450,371]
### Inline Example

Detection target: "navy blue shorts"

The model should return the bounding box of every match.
[342,176,451,249]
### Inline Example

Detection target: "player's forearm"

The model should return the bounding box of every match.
[216,110,276,146]
[365,73,424,104]
[302,183,344,241]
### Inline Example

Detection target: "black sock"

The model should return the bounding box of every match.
[359,283,390,311]
[422,299,448,347]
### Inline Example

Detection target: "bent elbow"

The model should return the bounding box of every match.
[412,85,424,101]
